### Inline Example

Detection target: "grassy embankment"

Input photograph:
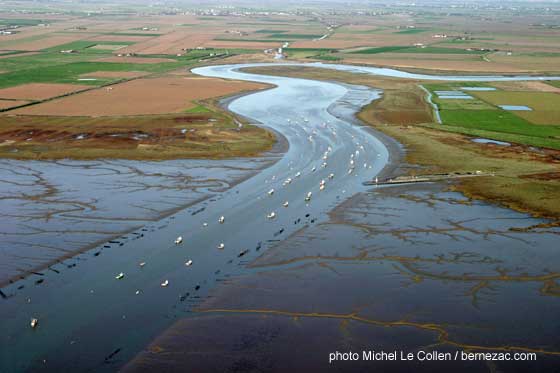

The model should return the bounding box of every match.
[0,42,275,159]
[244,66,560,220]
[0,100,275,160]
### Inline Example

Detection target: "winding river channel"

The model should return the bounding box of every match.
[1,63,560,372]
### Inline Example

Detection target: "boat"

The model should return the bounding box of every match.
[267,212,276,219]
[139,262,146,267]
[319,184,325,191]
[311,166,316,172]
[161,280,169,287]
[218,216,225,224]
[328,173,334,179]
[185,260,193,266]
[30,318,38,329]
[115,272,124,280]
[238,249,249,257]
[203,222,208,227]
[217,243,225,249]
[174,236,183,245]
[283,201,289,207]
[305,192,312,202]
[295,171,301,178]
[268,188,275,196]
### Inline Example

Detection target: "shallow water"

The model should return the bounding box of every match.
[471,138,512,146]
[1,63,559,372]
[0,158,276,285]
[499,105,532,111]
[0,66,388,372]
[127,184,560,372]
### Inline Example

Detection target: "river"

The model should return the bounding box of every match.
[0,63,559,372]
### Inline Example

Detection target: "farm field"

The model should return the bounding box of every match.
[11,76,268,116]
[1,2,560,373]
[243,64,560,219]
[422,82,560,148]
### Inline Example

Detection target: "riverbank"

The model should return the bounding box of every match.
[242,65,560,220]
[0,88,276,161]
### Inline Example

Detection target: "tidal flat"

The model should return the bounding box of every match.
[127,183,560,373]
[0,156,278,286]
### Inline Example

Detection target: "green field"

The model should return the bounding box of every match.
[0,18,51,26]
[424,84,560,149]
[395,28,430,34]
[255,29,288,33]
[348,46,409,54]
[267,33,323,39]
[0,46,242,89]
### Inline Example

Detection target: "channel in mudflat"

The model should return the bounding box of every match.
[1,63,560,373]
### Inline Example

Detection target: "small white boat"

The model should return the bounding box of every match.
[305,192,312,202]
[203,222,208,227]
[185,260,193,266]
[161,280,169,287]
[320,179,326,186]
[30,318,38,329]
[115,272,124,280]
[348,168,354,174]
[135,290,140,295]
[328,173,334,179]
[217,243,225,249]
[267,212,276,219]
[319,184,325,191]
[218,216,225,224]
[321,162,327,168]
[350,159,354,166]
[174,236,183,245]
[311,166,316,172]
[139,262,146,268]
[295,171,301,178]
[268,188,275,196]
[283,201,289,207]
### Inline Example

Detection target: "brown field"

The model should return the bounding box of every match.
[3,35,84,51]
[205,40,283,49]
[472,91,560,112]
[0,83,90,100]
[117,32,216,55]
[87,35,158,43]
[79,71,149,79]
[0,100,29,110]
[341,56,528,73]
[94,56,177,64]
[491,81,560,93]
[11,76,268,116]
[0,51,39,59]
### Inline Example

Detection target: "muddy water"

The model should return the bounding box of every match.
[0,68,389,372]
[126,183,560,372]
[0,157,277,286]
[1,63,560,373]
